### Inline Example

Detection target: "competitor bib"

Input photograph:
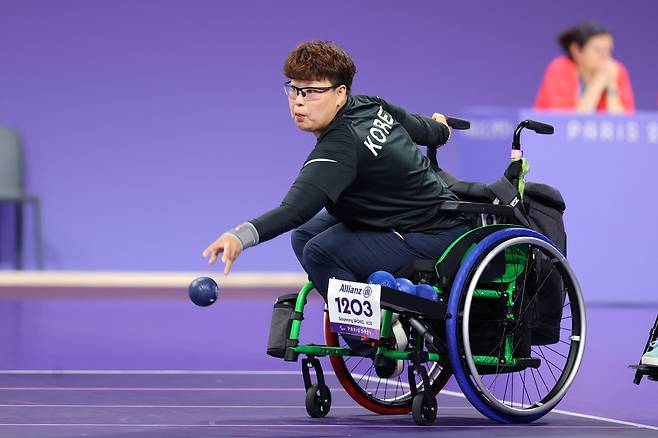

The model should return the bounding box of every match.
[327,278,381,338]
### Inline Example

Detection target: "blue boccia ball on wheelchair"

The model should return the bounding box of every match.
[415,283,438,301]
[395,277,417,296]
[367,270,397,288]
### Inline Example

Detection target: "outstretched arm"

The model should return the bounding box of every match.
[381,100,451,146]
[202,183,329,275]
[203,128,357,274]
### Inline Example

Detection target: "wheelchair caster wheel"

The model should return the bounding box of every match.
[412,391,437,425]
[305,383,332,418]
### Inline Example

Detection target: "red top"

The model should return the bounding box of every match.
[533,56,635,112]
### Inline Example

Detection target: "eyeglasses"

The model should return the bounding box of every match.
[283,81,344,101]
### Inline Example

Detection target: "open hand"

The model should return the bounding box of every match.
[202,234,242,275]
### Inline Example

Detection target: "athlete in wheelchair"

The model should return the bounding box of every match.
[202,41,586,426]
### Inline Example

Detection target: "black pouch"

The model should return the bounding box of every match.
[468,296,507,357]
[528,252,566,345]
[267,294,304,358]
[469,294,533,374]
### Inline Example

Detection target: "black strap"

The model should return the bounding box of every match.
[487,177,532,228]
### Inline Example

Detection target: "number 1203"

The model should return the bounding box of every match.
[334,297,373,317]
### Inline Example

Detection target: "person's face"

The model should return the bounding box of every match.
[570,33,613,73]
[286,79,348,136]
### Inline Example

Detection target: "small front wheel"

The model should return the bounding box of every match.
[412,392,437,426]
[305,383,332,418]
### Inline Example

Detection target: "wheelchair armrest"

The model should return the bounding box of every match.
[439,200,516,217]
[380,286,447,320]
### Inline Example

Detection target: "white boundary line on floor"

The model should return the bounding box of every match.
[0,424,635,429]
[0,404,471,409]
[438,389,658,432]
[1,370,657,431]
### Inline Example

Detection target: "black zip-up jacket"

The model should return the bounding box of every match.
[251,95,465,242]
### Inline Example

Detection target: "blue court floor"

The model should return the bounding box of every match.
[0,286,656,437]
[0,371,656,438]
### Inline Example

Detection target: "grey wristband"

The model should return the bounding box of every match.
[223,222,260,250]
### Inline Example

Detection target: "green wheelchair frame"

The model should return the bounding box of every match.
[273,220,585,425]
[287,224,526,368]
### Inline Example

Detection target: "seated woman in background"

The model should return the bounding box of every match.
[534,21,634,113]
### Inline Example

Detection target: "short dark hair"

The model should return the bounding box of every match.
[283,41,356,90]
[557,21,611,59]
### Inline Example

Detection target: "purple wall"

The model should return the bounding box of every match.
[1,1,657,276]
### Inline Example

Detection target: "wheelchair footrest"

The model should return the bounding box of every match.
[476,357,541,374]
[293,344,353,357]
[630,364,658,384]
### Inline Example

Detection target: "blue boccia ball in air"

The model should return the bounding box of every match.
[395,278,417,295]
[188,276,219,307]
[367,270,397,288]
[415,284,438,301]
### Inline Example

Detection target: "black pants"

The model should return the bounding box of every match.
[291,211,469,299]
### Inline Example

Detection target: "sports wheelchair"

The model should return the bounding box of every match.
[269,118,586,426]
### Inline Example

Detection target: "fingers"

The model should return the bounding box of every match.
[431,113,448,126]
[221,247,237,275]
[224,257,233,275]
[202,239,224,265]
[202,235,241,274]
[221,241,241,275]
[202,242,216,258]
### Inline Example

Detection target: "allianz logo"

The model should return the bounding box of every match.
[339,284,363,295]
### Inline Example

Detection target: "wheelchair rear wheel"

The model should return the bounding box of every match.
[324,313,451,415]
[447,228,586,423]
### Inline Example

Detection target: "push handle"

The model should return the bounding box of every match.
[512,119,555,150]
[525,120,554,135]
[446,117,470,130]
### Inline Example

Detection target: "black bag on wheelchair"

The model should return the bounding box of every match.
[488,173,567,346]
[266,294,303,358]
[520,184,568,345]
[436,163,568,347]
[526,251,566,345]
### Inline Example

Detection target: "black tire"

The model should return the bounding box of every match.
[412,391,437,426]
[305,383,332,418]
